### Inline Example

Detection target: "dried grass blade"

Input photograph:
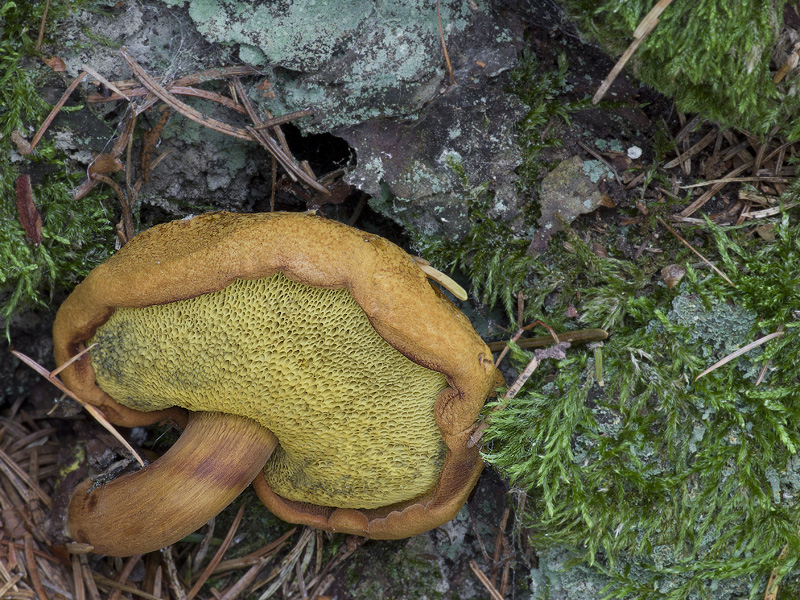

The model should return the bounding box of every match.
[245,125,328,194]
[656,217,734,287]
[93,574,162,600]
[11,350,145,467]
[71,555,85,600]
[80,554,102,600]
[91,85,249,113]
[218,558,269,600]
[82,64,130,100]
[663,128,717,169]
[23,535,49,600]
[121,48,253,141]
[469,560,503,600]
[417,264,467,301]
[680,160,754,216]
[29,71,87,152]
[108,555,142,600]
[252,109,314,130]
[695,330,784,381]
[0,573,22,597]
[186,504,246,600]
[255,528,314,600]
[0,448,52,508]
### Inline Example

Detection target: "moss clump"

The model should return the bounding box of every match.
[562,0,798,139]
[480,199,800,598]
[0,1,115,334]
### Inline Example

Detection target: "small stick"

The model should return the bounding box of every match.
[656,217,734,286]
[252,108,314,130]
[82,64,130,100]
[487,328,608,352]
[469,560,503,600]
[35,0,51,52]
[593,0,674,103]
[24,535,49,600]
[493,320,560,367]
[11,349,145,466]
[186,504,246,600]
[680,159,755,216]
[490,505,510,586]
[764,544,789,600]
[469,341,570,448]
[28,71,87,153]
[437,0,457,85]
[162,546,186,600]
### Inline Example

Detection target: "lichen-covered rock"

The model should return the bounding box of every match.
[155,0,527,240]
[160,0,476,130]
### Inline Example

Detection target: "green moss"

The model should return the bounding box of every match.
[561,0,798,139]
[480,199,800,598]
[511,50,592,196]
[0,1,115,336]
[410,44,800,595]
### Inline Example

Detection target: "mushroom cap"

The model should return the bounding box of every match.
[54,211,500,539]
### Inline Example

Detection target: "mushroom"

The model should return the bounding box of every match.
[53,211,500,556]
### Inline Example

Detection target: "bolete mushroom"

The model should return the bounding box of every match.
[53,211,500,556]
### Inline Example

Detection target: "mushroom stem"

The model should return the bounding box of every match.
[66,412,278,556]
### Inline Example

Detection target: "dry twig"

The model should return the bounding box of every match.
[593,0,674,103]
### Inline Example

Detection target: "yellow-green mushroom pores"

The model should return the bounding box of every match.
[53,211,501,556]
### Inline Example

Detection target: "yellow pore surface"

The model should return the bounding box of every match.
[89,274,448,509]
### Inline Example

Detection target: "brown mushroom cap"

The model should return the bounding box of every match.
[54,211,500,551]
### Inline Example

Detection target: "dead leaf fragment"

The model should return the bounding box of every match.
[42,56,66,71]
[755,223,776,241]
[661,264,686,289]
[88,153,125,179]
[528,156,610,254]
[11,130,32,155]
[15,174,43,246]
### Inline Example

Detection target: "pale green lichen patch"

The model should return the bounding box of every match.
[159,0,474,130]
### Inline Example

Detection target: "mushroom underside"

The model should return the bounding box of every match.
[67,411,277,557]
[88,273,450,509]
